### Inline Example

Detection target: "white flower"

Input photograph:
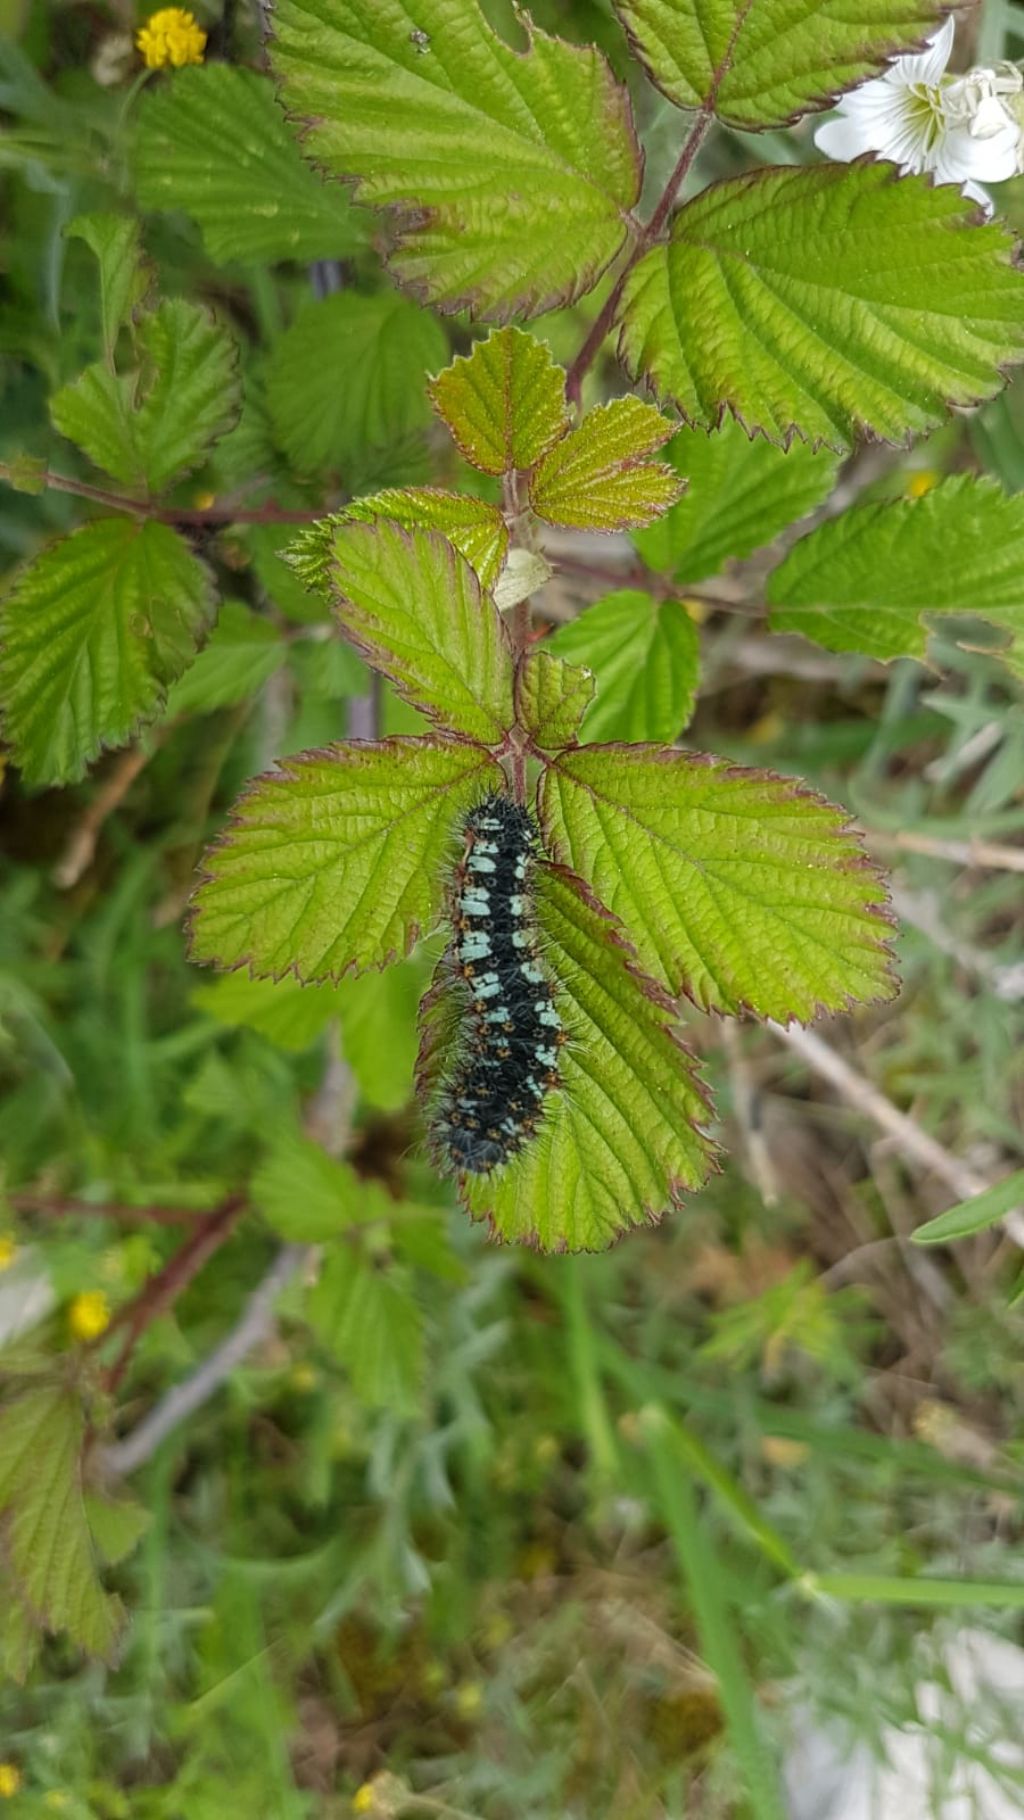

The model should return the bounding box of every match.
[814,17,1024,212]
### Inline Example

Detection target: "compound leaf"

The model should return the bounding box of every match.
[433,865,716,1252]
[546,590,700,743]
[135,63,365,264]
[767,474,1024,675]
[0,518,216,786]
[265,291,447,477]
[270,0,641,318]
[529,396,682,530]
[50,298,241,493]
[540,745,895,1021]
[428,326,569,474]
[324,520,515,742]
[619,164,1024,452]
[0,1383,121,1660]
[190,736,502,982]
[615,0,947,129]
[634,418,839,584]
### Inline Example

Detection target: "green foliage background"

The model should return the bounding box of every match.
[2,0,1024,1814]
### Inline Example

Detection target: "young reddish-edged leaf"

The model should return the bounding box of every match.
[270,0,642,319]
[616,0,948,130]
[767,474,1024,677]
[343,488,510,590]
[540,744,896,1022]
[546,590,700,744]
[516,650,596,751]
[419,864,716,1253]
[190,736,503,983]
[325,520,515,743]
[428,327,570,474]
[529,396,683,530]
[619,164,1024,452]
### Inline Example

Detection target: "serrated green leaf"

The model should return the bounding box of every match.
[193,954,425,1105]
[265,291,447,478]
[333,957,428,1111]
[50,298,241,493]
[619,164,1024,452]
[428,327,569,474]
[392,1211,468,1284]
[83,1492,151,1566]
[342,488,509,590]
[325,520,515,742]
[546,590,700,743]
[0,1573,40,1684]
[193,971,346,1053]
[49,365,140,485]
[529,397,682,530]
[634,419,839,584]
[247,523,330,626]
[308,1248,423,1412]
[67,213,150,362]
[0,1384,121,1659]
[767,474,1024,675]
[270,0,641,319]
[131,299,242,493]
[540,746,895,1021]
[190,736,502,983]
[253,1132,367,1239]
[135,64,365,265]
[515,649,596,750]
[615,0,946,129]
[163,601,285,718]
[428,866,715,1252]
[0,518,217,786]
[911,1169,1024,1246]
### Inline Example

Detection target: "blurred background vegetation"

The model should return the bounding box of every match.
[3,0,1024,1815]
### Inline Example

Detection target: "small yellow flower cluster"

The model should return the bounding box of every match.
[68,1289,111,1342]
[0,1234,16,1272]
[0,1763,21,1799]
[136,7,206,69]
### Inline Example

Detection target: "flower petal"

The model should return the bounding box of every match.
[897,14,955,87]
[936,121,1021,184]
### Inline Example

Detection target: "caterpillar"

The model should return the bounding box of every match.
[431,792,564,1176]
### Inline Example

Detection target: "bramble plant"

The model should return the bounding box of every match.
[4,0,1024,1768]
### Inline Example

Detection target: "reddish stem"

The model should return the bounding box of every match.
[564,104,715,410]
[12,468,322,527]
[101,1196,247,1394]
[9,1192,202,1226]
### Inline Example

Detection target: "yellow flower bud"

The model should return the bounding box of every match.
[136,7,206,70]
[68,1289,111,1342]
[0,1763,22,1798]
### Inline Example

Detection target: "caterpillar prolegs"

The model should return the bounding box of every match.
[431,793,565,1176]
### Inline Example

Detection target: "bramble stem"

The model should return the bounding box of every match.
[4,465,323,526]
[564,104,715,409]
[101,1195,247,1394]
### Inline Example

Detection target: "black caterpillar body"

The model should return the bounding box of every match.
[433,793,564,1176]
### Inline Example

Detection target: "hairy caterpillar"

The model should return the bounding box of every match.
[431,793,564,1175]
